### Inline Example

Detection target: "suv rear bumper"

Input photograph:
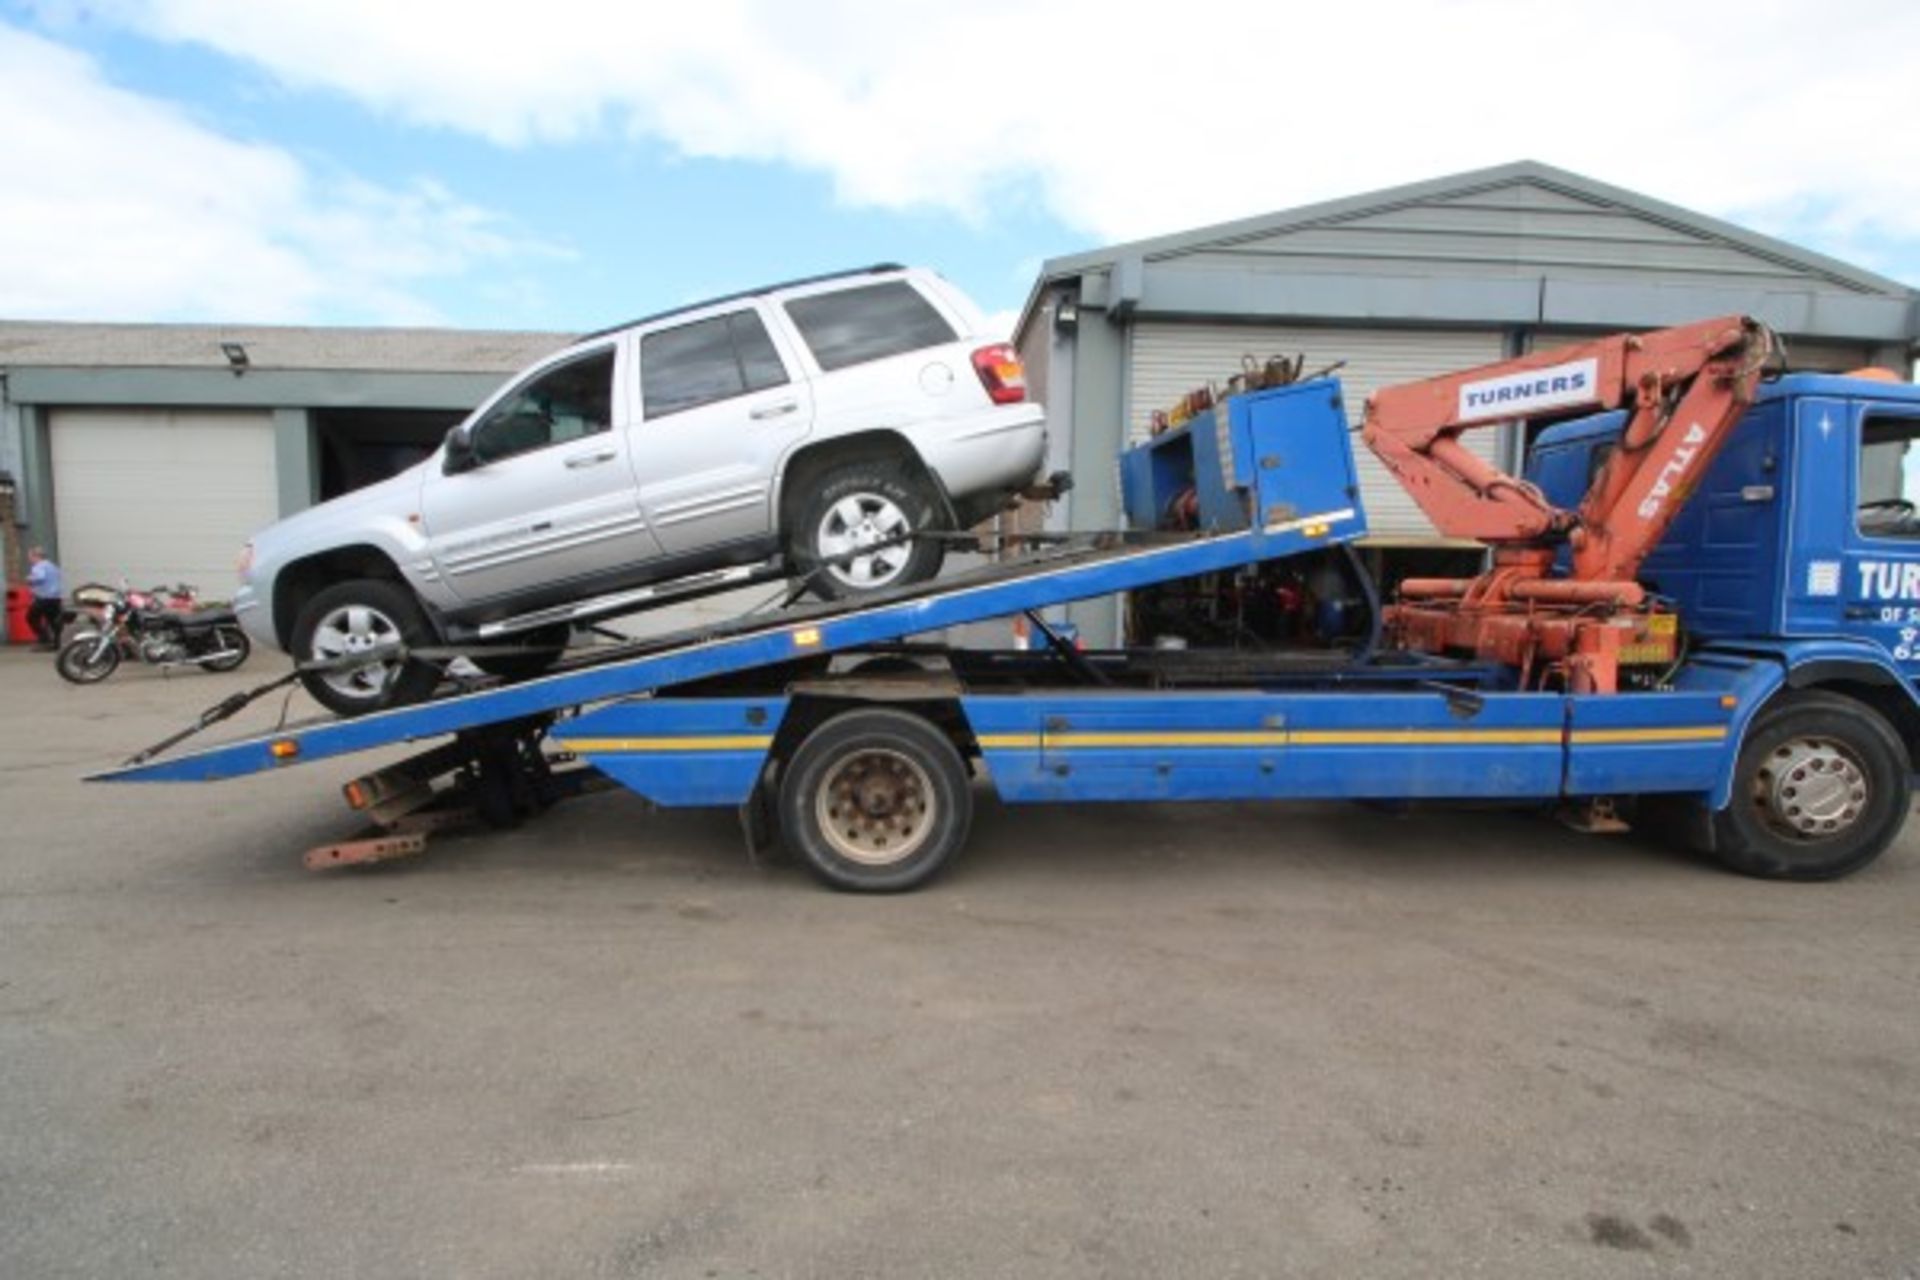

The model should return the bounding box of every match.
[916,405,1047,507]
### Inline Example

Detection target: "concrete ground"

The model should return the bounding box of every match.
[2,645,1917,1279]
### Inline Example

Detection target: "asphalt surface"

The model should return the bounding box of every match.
[2,646,1918,1278]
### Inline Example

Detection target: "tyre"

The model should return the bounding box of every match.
[202,625,250,673]
[788,459,945,601]
[469,624,570,683]
[777,708,972,892]
[1711,691,1910,881]
[290,579,441,717]
[55,635,120,684]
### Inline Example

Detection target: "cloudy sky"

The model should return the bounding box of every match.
[3,0,1917,333]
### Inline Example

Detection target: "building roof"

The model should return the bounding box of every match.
[0,320,575,374]
[1017,161,1919,343]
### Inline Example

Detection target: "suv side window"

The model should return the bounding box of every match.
[783,281,957,372]
[1859,416,1920,539]
[642,309,789,419]
[470,347,615,465]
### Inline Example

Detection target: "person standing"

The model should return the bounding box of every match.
[25,546,63,651]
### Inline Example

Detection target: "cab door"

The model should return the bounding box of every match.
[631,305,814,557]
[1841,403,1920,680]
[419,343,660,606]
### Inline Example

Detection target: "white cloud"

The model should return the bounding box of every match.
[0,23,544,322]
[60,0,1920,276]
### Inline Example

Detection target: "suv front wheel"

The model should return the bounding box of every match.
[290,579,442,717]
[789,460,946,601]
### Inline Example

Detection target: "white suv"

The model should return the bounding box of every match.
[235,265,1052,715]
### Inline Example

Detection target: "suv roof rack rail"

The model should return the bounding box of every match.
[578,263,908,343]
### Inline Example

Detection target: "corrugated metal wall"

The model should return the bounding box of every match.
[1129,322,1504,537]
[1170,182,1855,292]
[1528,330,1874,372]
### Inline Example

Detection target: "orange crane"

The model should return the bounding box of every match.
[1360,315,1778,694]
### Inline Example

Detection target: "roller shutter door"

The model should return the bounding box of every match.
[1129,323,1505,538]
[51,409,278,598]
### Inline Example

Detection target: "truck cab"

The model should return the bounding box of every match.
[1527,373,1920,690]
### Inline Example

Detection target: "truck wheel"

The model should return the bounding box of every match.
[778,708,971,892]
[788,460,945,601]
[290,579,441,717]
[1712,691,1910,881]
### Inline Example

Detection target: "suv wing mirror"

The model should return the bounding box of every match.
[443,424,477,474]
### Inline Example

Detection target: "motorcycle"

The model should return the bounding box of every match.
[55,582,251,684]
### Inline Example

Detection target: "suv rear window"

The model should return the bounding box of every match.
[783,281,957,372]
[642,310,789,420]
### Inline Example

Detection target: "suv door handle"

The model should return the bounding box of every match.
[565,450,617,469]
[750,400,800,421]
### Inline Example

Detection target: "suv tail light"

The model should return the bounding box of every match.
[970,344,1027,405]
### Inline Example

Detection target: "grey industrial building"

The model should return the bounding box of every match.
[0,323,567,593]
[3,160,1915,632]
[1014,161,1920,642]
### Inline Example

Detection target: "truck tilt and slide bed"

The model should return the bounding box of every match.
[94,354,1920,892]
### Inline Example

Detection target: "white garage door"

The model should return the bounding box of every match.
[1130,323,1506,537]
[51,409,278,599]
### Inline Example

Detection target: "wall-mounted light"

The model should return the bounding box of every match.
[1053,300,1079,333]
[0,470,15,501]
[220,341,250,375]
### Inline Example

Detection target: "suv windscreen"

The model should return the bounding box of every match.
[1859,416,1920,538]
[470,347,614,464]
[783,281,957,372]
[642,310,788,419]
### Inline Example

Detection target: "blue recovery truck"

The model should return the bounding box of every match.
[96,369,1920,892]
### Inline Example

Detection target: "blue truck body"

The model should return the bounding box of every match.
[1528,372,1920,797]
[96,372,1920,888]
[1529,374,1920,680]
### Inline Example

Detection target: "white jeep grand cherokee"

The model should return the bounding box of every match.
[235,265,1051,715]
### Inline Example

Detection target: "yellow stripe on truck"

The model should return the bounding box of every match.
[972,726,1728,750]
[1288,729,1563,746]
[1047,731,1290,748]
[565,735,775,753]
[1568,726,1728,744]
[569,725,1728,755]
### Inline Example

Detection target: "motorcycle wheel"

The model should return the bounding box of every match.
[56,636,122,685]
[202,626,251,673]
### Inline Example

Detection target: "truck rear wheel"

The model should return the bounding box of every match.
[777,708,971,892]
[1712,691,1910,881]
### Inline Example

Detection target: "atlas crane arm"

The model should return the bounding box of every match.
[1360,315,1775,584]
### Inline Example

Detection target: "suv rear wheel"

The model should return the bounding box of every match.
[290,579,441,717]
[789,459,945,600]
